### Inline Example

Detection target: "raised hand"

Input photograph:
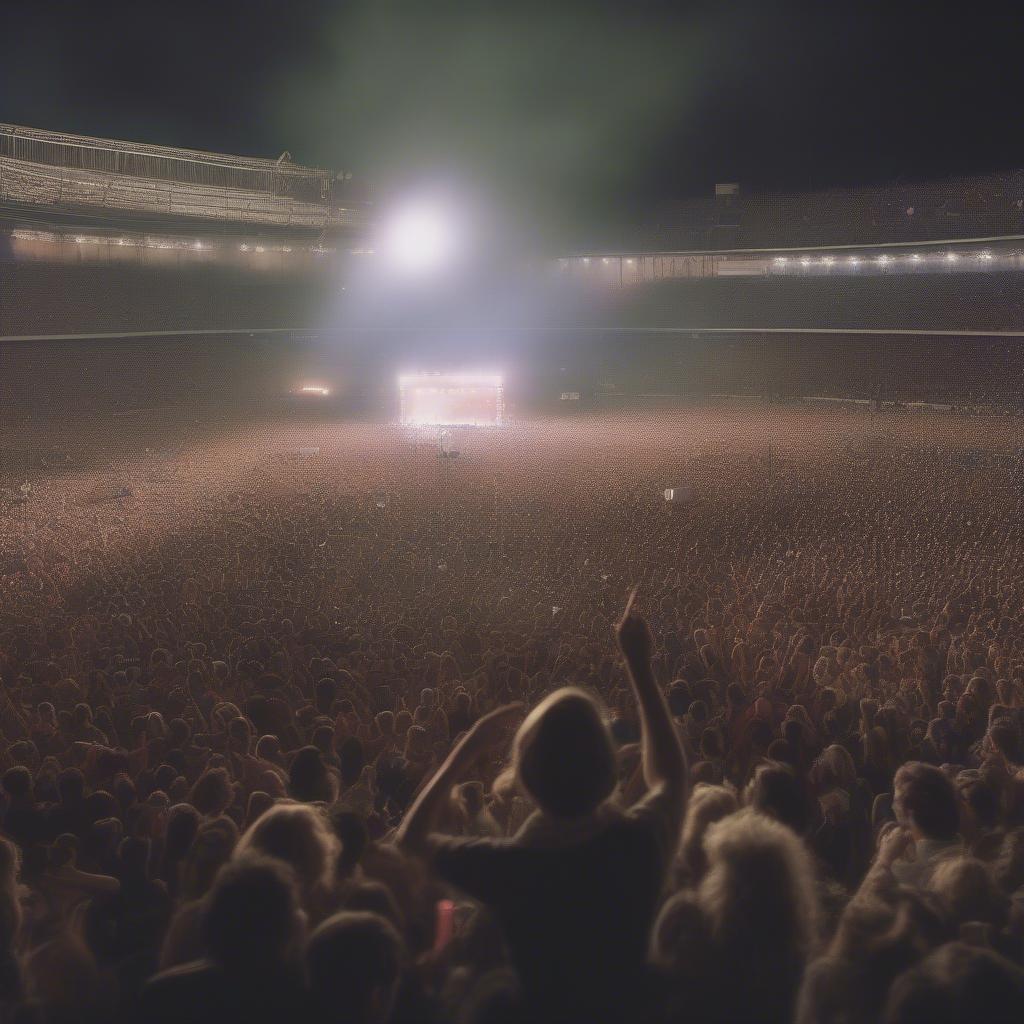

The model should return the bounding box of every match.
[877,824,915,867]
[615,586,653,666]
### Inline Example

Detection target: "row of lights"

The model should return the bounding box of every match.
[564,250,1002,269]
[12,229,340,257]
[775,250,997,267]
[237,243,300,255]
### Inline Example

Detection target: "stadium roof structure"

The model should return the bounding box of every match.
[0,123,370,236]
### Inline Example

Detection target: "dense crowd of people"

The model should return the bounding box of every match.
[604,171,1024,251]
[2,398,1024,1022]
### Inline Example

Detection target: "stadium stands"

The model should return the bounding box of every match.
[574,171,1024,252]
[0,123,367,231]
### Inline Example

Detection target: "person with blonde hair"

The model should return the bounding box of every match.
[674,783,738,886]
[655,808,819,1024]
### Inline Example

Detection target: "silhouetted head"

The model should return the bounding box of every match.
[306,911,403,1024]
[202,855,302,974]
[513,688,616,819]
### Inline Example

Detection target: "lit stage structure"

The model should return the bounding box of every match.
[396,373,504,563]
[398,373,504,427]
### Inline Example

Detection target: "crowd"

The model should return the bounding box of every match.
[604,171,1024,251]
[1,399,1024,1022]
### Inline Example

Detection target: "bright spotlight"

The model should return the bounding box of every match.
[294,384,331,397]
[381,202,455,275]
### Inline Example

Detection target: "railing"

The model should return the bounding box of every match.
[0,123,335,201]
[0,156,362,229]
[0,123,365,228]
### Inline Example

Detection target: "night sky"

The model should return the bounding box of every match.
[2,1,1022,224]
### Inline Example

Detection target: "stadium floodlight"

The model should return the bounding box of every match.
[295,384,331,397]
[380,201,456,276]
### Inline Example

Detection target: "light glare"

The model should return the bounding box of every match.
[382,203,455,274]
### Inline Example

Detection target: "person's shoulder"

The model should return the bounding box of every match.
[143,958,221,998]
[625,782,680,826]
[146,957,219,981]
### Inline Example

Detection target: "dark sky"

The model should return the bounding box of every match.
[2,0,1022,215]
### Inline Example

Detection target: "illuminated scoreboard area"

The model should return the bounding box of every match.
[398,373,504,427]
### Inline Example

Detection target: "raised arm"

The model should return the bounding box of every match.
[615,590,688,811]
[396,703,523,858]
